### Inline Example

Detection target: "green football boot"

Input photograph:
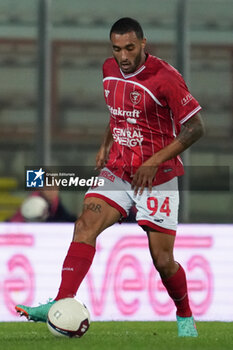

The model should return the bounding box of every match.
[176,315,198,337]
[15,299,56,322]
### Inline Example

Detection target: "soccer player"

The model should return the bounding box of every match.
[16,17,205,337]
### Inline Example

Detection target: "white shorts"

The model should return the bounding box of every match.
[85,168,179,236]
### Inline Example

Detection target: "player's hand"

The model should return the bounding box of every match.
[131,159,158,195]
[95,145,109,170]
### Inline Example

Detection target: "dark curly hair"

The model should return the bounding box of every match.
[110,17,144,40]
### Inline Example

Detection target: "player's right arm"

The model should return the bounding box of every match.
[95,122,113,169]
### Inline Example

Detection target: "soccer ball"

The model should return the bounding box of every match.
[21,196,49,222]
[47,298,90,338]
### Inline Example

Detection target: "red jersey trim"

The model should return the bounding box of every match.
[103,77,163,107]
[179,105,202,124]
[85,193,127,218]
[138,220,176,236]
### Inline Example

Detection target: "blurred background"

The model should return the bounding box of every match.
[0,0,232,223]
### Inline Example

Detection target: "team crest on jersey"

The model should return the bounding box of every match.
[130,91,142,105]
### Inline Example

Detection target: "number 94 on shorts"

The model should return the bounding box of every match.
[86,168,179,236]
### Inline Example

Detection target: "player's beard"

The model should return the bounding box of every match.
[117,49,144,74]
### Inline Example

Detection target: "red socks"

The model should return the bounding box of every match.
[55,242,95,300]
[55,243,191,318]
[162,264,192,317]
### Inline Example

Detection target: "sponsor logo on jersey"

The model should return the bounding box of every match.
[130,91,142,105]
[107,105,141,119]
[163,168,173,173]
[113,127,144,147]
[181,93,193,106]
[126,118,137,124]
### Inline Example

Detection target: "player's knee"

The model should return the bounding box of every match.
[74,217,87,234]
[152,251,173,276]
[73,217,96,243]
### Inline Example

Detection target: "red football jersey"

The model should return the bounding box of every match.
[103,54,202,185]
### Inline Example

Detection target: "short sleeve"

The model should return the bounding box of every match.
[103,57,116,80]
[160,67,201,124]
[102,60,107,79]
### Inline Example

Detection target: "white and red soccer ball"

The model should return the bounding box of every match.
[47,298,90,338]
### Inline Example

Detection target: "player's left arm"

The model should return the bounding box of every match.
[177,112,205,148]
[131,112,205,194]
[155,112,205,162]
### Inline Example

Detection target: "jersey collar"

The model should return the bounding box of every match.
[119,53,150,79]
[120,64,146,79]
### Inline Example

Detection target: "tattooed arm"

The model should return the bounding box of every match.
[154,112,205,162]
[151,112,205,164]
[177,112,205,148]
[131,113,205,194]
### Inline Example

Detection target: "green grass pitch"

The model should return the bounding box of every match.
[1,321,233,350]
